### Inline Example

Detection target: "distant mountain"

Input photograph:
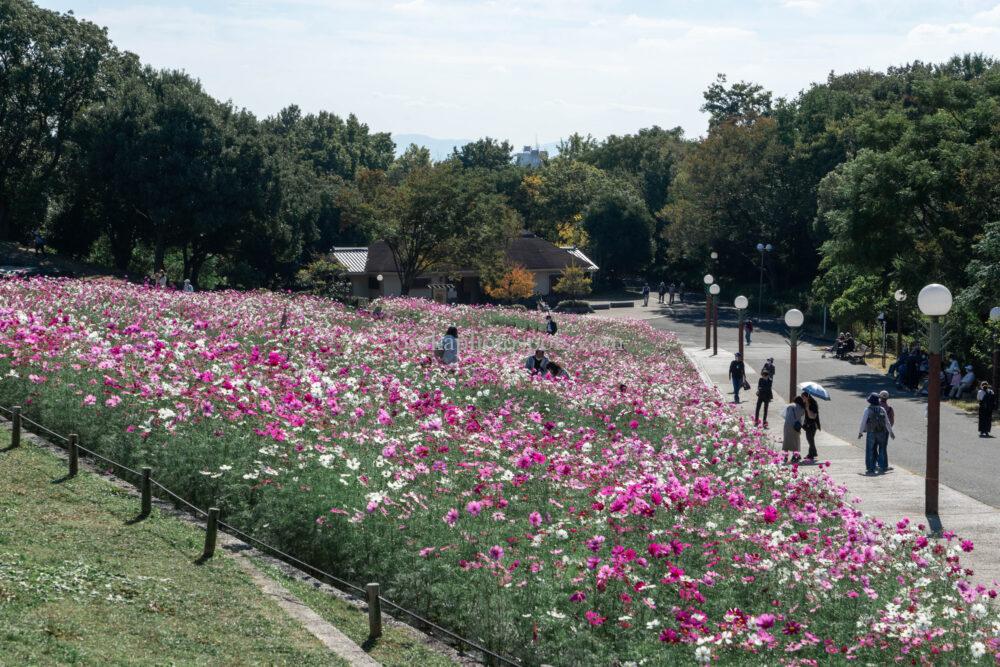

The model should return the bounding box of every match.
[392,133,561,162]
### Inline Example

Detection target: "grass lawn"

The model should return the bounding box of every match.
[253,560,459,667]
[0,436,345,666]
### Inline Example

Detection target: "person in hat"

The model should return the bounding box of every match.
[801,388,821,462]
[762,357,776,378]
[858,392,895,475]
[978,381,996,437]
[879,390,895,427]
[782,396,806,464]
[755,369,773,427]
[728,352,747,404]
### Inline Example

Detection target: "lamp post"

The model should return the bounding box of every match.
[756,243,772,320]
[785,308,804,400]
[877,311,887,368]
[918,283,952,521]
[735,295,749,358]
[710,283,720,356]
[991,306,1000,406]
[894,290,906,358]
[704,274,714,349]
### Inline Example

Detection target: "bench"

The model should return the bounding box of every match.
[844,343,869,363]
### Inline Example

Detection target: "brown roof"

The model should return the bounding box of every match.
[353,231,598,274]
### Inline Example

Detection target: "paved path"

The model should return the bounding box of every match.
[589,300,1000,585]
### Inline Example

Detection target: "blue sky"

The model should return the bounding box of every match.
[36,0,1000,145]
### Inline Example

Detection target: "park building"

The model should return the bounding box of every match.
[514,145,548,168]
[333,230,597,303]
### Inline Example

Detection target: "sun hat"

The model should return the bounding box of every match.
[867,393,880,406]
[879,390,889,399]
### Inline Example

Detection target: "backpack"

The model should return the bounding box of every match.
[866,406,887,434]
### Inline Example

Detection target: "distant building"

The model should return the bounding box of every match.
[333,231,597,303]
[514,145,548,168]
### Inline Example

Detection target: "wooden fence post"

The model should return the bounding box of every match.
[203,507,219,559]
[366,582,382,639]
[68,434,79,477]
[10,406,21,448]
[141,467,152,517]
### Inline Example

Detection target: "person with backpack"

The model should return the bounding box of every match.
[641,282,651,307]
[668,282,676,305]
[657,281,666,304]
[782,396,806,464]
[858,392,895,475]
[978,382,996,437]
[754,369,773,427]
[545,315,557,336]
[728,352,747,404]
[744,319,754,345]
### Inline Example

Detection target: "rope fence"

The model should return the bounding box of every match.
[1,404,519,667]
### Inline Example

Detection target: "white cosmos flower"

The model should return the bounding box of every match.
[972,641,986,659]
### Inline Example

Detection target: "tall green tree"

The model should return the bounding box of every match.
[582,190,654,284]
[0,0,113,240]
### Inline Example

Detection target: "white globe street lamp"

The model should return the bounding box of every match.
[709,283,721,354]
[734,295,749,356]
[710,251,719,260]
[709,284,720,295]
[702,275,714,349]
[734,295,749,310]
[917,283,951,526]
[784,308,804,400]
[755,243,773,318]
[703,274,714,285]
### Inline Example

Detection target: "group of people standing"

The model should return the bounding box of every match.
[640,281,685,307]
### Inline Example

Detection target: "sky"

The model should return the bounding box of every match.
[35,0,1000,145]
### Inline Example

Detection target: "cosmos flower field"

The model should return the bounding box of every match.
[1,278,998,665]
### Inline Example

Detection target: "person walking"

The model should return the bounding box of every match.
[744,319,754,345]
[434,326,459,364]
[545,314,558,336]
[978,382,996,437]
[728,352,747,404]
[762,357,775,377]
[641,282,651,307]
[782,396,806,464]
[678,282,685,303]
[657,281,666,304]
[801,389,821,462]
[879,390,895,427]
[33,229,46,255]
[668,282,676,305]
[755,370,773,427]
[858,392,895,475]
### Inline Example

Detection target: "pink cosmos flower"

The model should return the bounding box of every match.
[83,394,96,406]
[488,545,504,561]
[584,610,606,627]
[961,539,974,552]
[528,511,542,527]
[762,505,779,524]
[465,500,483,516]
[442,508,459,526]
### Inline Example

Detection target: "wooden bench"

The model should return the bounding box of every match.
[844,343,869,363]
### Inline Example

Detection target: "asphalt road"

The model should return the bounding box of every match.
[646,301,1000,508]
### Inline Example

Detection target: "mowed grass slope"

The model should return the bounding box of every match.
[0,436,344,666]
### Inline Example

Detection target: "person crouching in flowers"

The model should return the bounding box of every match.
[434,326,459,364]
[525,348,550,374]
[782,396,806,464]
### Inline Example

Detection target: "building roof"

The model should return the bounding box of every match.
[333,231,598,275]
[331,247,368,274]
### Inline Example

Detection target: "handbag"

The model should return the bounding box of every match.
[742,379,751,391]
[793,421,802,432]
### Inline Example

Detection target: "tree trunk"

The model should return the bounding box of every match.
[182,244,190,280]
[0,199,11,242]
[190,249,209,289]
[153,228,166,272]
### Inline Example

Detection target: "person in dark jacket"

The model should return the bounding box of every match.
[979,382,996,437]
[755,370,773,427]
[729,352,747,404]
[744,319,754,345]
[801,389,821,462]
[545,315,557,335]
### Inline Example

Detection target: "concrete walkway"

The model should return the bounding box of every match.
[585,302,1000,585]
[684,344,1000,585]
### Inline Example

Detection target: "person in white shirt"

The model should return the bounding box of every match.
[949,365,976,399]
[183,279,194,293]
[858,392,895,475]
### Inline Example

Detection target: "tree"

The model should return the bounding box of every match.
[701,74,773,128]
[552,265,592,298]
[450,138,514,170]
[484,265,535,302]
[582,191,654,284]
[0,0,113,240]
[349,163,520,295]
[295,254,352,301]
